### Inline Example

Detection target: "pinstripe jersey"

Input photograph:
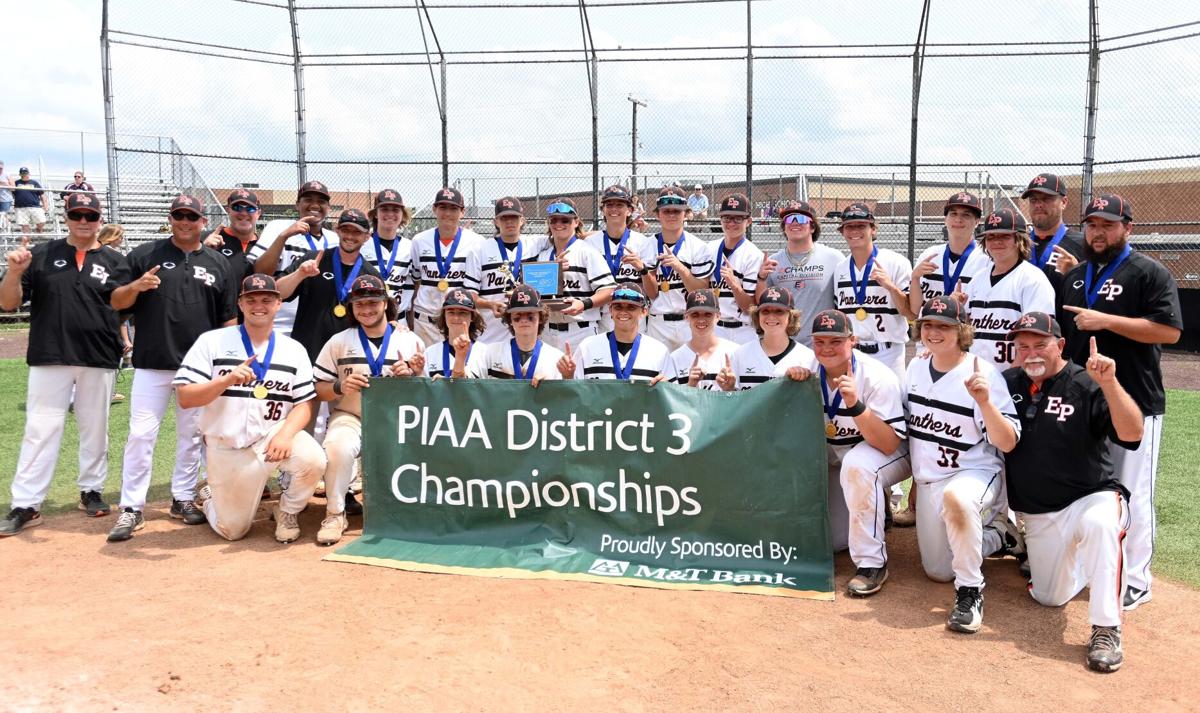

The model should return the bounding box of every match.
[573,332,671,382]
[962,261,1055,367]
[408,226,485,318]
[466,234,550,344]
[172,326,316,449]
[902,354,1020,484]
[708,237,764,328]
[820,352,908,461]
[833,247,912,345]
[534,238,617,327]
[667,339,739,391]
[313,325,425,417]
[648,231,714,317]
[730,339,816,390]
[362,233,415,315]
[470,338,565,381]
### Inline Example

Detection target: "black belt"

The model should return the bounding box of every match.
[548,321,592,332]
[718,319,745,329]
[652,313,685,322]
[414,312,438,324]
[855,342,898,355]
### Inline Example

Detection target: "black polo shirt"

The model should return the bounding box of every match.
[283,248,380,361]
[18,239,127,369]
[1031,227,1084,292]
[212,227,257,282]
[117,238,239,370]
[1057,250,1182,416]
[1003,362,1135,514]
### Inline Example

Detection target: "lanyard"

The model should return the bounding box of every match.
[819,357,855,423]
[434,227,463,278]
[442,341,471,377]
[550,236,577,261]
[941,241,976,294]
[238,325,275,381]
[607,332,642,380]
[1084,245,1132,308]
[304,231,327,253]
[371,232,401,278]
[496,238,524,280]
[356,324,394,377]
[1031,223,1068,269]
[510,338,542,380]
[713,237,745,287]
[848,247,878,306]
[603,229,631,276]
[656,233,685,282]
[330,249,364,304]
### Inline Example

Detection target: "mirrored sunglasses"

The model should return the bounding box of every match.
[784,214,811,225]
[546,202,576,215]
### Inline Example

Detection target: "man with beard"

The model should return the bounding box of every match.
[1021,173,1086,291]
[1058,193,1182,612]
[1001,311,1142,672]
[205,188,261,284]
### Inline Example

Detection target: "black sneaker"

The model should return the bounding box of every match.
[946,586,984,633]
[107,508,145,542]
[846,566,888,597]
[1087,625,1123,673]
[78,490,111,518]
[0,507,42,537]
[1122,586,1152,611]
[170,498,206,526]
[344,492,363,518]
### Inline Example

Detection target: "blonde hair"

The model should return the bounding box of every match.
[749,306,802,337]
[919,320,975,351]
[98,224,125,246]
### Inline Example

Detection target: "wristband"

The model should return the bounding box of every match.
[332,379,343,396]
[639,265,652,276]
[845,400,867,417]
[581,297,594,310]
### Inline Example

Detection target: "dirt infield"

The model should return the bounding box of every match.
[2,503,1198,712]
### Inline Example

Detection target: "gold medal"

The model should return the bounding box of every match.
[855,307,868,321]
[333,304,347,318]
[253,384,269,400]
[438,279,450,292]
[825,422,836,438]
[659,281,671,293]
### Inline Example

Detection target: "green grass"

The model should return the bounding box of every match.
[1156,390,1200,588]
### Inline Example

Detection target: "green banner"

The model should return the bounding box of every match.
[327,377,833,599]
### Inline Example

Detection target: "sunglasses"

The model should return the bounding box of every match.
[66,211,101,223]
[230,203,259,214]
[170,210,203,222]
[657,195,687,207]
[611,289,645,304]
[720,215,747,223]
[784,214,812,225]
[546,202,576,215]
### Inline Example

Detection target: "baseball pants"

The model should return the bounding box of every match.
[10,366,116,509]
[201,423,326,541]
[1109,414,1162,595]
[322,410,362,516]
[914,470,1006,589]
[717,323,757,345]
[412,312,443,349]
[645,316,689,353]
[542,322,598,353]
[834,441,912,569]
[118,368,204,511]
[1022,490,1129,628]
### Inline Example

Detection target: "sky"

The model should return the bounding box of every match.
[3,0,1197,202]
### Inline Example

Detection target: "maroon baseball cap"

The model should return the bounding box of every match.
[1006,311,1062,340]
[811,309,853,337]
[506,284,543,313]
[1021,173,1067,199]
[373,188,405,209]
[757,285,794,309]
[655,186,689,211]
[442,288,476,311]
[1082,193,1133,223]
[433,186,465,208]
[347,274,388,302]
[610,282,648,306]
[944,191,982,217]
[227,187,260,208]
[839,202,875,226]
[718,193,751,217]
[170,194,205,216]
[917,295,966,325]
[980,208,1027,235]
[240,273,280,297]
[336,209,370,233]
[779,200,816,221]
[601,184,634,206]
[299,180,331,200]
[685,288,720,314]
[494,196,524,218]
[64,192,102,215]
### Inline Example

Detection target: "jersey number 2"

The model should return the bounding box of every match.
[936,446,960,468]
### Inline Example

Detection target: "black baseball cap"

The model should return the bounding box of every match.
[494,196,524,218]
[337,209,371,232]
[757,285,794,309]
[298,180,331,200]
[811,309,853,337]
[227,187,260,208]
[506,284,543,313]
[779,200,816,221]
[373,189,405,209]
[944,191,982,217]
[980,208,1027,236]
[434,186,465,208]
[240,273,280,297]
[610,283,647,306]
[18,167,30,174]
[1082,193,1133,223]
[1006,311,1062,341]
[1021,173,1067,198]
[170,194,205,216]
[917,295,966,325]
[718,193,750,217]
[64,192,101,215]
[655,186,689,210]
[839,202,875,226]
[601,184,633,206]
[442,288,475,311]
[684,288,720,314]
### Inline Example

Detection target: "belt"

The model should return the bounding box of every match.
[651,313,685,322]
[718,319,746,329]
[414,312,438,324]
[855,341,898,355]
[548,321,592,332]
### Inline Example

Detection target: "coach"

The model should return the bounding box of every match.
[1058,193,1182,612]
[204,187,260,283]
[1021,172,1086,291]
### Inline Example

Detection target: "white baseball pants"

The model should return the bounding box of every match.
[915,470,1005,589]
[716,323,757,345]
[834,441,912,569]
[645,316,689,353]
[322,410,362,516]
[118,369,204,510]
[1021,490,1129,628]
[412,312,443,349]
[857,342,906,381]
[10,366,116,509]
[1109,414,1162,595]
[201,423,326,541]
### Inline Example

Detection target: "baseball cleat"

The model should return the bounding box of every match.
[846,566,888,597]
[1086,625,1123,673]
[344,492,363,518]
[946,586,984,633]
[170,498,206,526]
[891,507,916,528]
[78,490,111,518]
[106,508,145,542]
[0,507,42,537]
[273,505,300,544]
[313,480,327,498]
[1122,586,1152,611]
[195,484,212,509]
[317,512,348,546]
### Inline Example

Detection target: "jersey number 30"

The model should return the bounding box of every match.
[936,446,960,468]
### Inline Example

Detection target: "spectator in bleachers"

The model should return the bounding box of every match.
[688,184,709,219]
[0,161,14,220]
[62,171,94,197]
[13,168,49,235]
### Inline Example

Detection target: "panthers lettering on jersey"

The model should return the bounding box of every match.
[363,234,415,314]
[573,332,671,382]
[822,353,908,461]
[408,227,485,318]
[585,230,657,284]
[468,234,549,343]
[535,240,616,327]
[709,239,765,328]
[963,261,1054,367]
[833,248,912,346]
[730,339,816,390]
[667,340,739,390]
[649,232,714,316]
[314,326,425,417]
[912,243,992,304]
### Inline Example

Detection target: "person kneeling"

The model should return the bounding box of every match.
[172,274,327,543]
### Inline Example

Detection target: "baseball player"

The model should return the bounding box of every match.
[534,198,616,352]
[909,192,992,315]
[0,193,127,536]
[467,196,548,344]
[1021,172,1086,291]
[1058,193,1183,611]
[585,185,659,331]
[832,202,912,377]
[408,187,485,346]
[904,295,1020,633]
[172,274,326,543]
[203,188,260,284]
[557,283,671,382]
[363,189,415,324]
[314,275,424,545]
[665,288,738,391]
[716,287,815,391]
[420,288,488,379]
[757,200,843,346]
[805,309,911,596]
[249,180,338,334]
[472,284,565,383]
[1002,311,1142,672]
[960,208,1055,368]
[645,186,714,352]
[708,193,765,345]
[106,194,241,541]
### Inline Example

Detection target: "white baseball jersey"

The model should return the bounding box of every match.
[313,325,425,417]
[834,247,912,346]
[903,355,1020,484]
[820,353,908,463]
[709,238,765,330]
[963,261,1055,367]
[467,234,550,343]
[730,339,816,390]
[648,232,714,316]
[409,226,485,318]
[535,238,617,328]
[470,338,565,381]
[423,340,488,378]
[574,332,671,382]
[172,326,316,450]
[585,229,657,286]
[912,242,992,306]
[362,234,415,315]
[667,339,739,391]
[247,219,338,333]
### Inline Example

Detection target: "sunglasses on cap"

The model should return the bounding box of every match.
[784,214,811,225]
[230,203,258,214]
[546,202,576,215]
[170,210,203,222]
[611,288,645,304]
[657,195,687,207]
[66,211,101,223]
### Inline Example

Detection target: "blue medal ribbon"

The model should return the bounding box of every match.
[238,325,275,382]
[1083,244,1132,308]
[713,237,745,288]
[371,231,401,279]
[848,246,878,307]
[603,229,631,276]
[304,231,327,253]
[330,248,364,304]
[496,238,523,281]
[1030,223,1068,269]
[356,324,394,378]
[607,332,642,380]
[434,227,463,280]
[941,241,976,295]
[510,338,542,380]
[656,233,685,282]
[442,340,471,377]
[819,357,855,431]
[549,236,576,261]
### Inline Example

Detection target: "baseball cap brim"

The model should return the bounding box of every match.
[495,208,523,217]
[240,287,280,297]
[1006,325,1056,340]
[337,222,370,232]
[506,304,542,314]
[347,291,387,303]
[1021,187,1062,199]
[1084,210,1128,223]
[685,304,719,314]
[172,207,203,216]
[916,314,960,325]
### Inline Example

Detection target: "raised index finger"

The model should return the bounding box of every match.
[1090,336,1097,356]
[1062,305,1083,313]
[20,235,31,248]
[974,356,982,374]
[146,265,161,276]
[314,249,325,263]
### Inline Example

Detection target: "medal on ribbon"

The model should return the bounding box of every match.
[238,325,276,400]
[1031,223,1068,270]
[330,248,363,319]
[941,241,976,295]
[434,227,463,293]
[656,232,685,291]
[510,338,542,380]
[819,358,854,439]
[713,237,745,290]
[607,332,642,380]
[357,324,394,378]
[372,231,401,281]
[603,229,632,277]
[848,247,877,321]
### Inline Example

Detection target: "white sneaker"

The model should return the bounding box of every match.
[317,512,348,546]
[274,505,300,543]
